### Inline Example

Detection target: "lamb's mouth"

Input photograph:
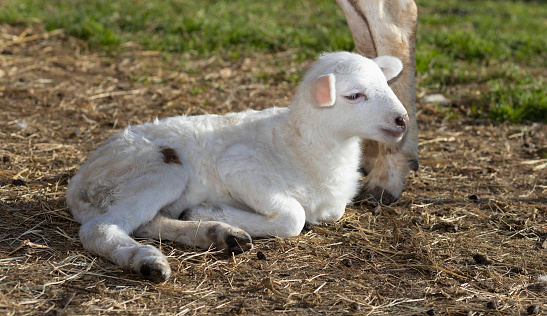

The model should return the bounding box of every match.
[381,128,405,139]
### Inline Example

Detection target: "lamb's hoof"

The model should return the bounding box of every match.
[178,209,191,221]
[140,262,171,283]
[226,232,253,255]
[303,222,315,231]
[356,186,398,206]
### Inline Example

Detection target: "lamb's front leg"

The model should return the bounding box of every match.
[134,214,252,254]
[180,200,306,238]
[182,144,306,238]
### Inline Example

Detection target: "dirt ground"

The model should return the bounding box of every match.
[1,24,546,315]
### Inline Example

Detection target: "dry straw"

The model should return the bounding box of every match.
[1,24,545,315]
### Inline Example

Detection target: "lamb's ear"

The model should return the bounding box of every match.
[373,56,403,81]
[311,74,336,107]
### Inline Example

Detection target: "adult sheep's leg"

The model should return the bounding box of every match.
[359,141,412,204]
[337,0,419,204]
[133,214,253,254]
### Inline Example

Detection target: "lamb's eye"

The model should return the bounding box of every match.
[345,93,366,101]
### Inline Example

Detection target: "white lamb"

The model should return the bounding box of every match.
[66,52,408,282]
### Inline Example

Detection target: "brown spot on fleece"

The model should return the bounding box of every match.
[160,147,182,165]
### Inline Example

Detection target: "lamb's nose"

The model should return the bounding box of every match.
[395,116,407,129]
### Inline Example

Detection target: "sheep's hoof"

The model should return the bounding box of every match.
[358,166,370,176]
[140,262,171,283]
[408,159,419,172]
[355,186,398,206]
[225,232,253,255]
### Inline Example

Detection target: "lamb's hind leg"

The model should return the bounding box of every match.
[73,151,190,282]
[77,180,188,282]
[134,214,253,254]
[79,218,171,282]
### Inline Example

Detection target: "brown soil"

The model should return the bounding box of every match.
[1,24,546,315]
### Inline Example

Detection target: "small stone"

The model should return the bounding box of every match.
[527,304,538,315]
[423,93,450,105]
[509,266,524,274]
[350,302,362,311]
[486,300,499,309]
[341,258,353,267]
[61,292,76,308]
[256,251,267,260]
[44,310,58,316]
[473,254,491,265]
[412,217,423,226]
[426,309,435,315]
[12,179,26,186]
[528,275,547,291]
[432,222,459,233]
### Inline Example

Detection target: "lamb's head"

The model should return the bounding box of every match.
[296,52,408,144]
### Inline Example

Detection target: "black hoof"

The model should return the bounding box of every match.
[303,222,315,231]
[358,166,369,176]
[140,262,170,283]
[226,233,253,255]
[178,209,191,221]
[408,159,419,171]
[355,186,398,205]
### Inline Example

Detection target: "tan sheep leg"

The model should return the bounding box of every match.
[337,0,419,204]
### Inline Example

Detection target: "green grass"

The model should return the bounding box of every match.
[0,0,353,58]
[1,0,545,123]
[416,0,547,123]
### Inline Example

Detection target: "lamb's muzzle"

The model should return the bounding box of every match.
[384,115,408,139]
